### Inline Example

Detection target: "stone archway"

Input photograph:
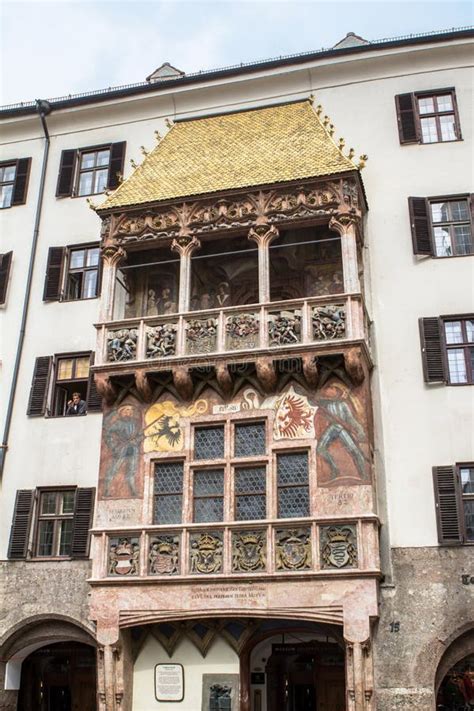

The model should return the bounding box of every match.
[0,616,97,711]
[435,628,474,708]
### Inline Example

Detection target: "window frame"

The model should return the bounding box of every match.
[441,315,474,386]
[153,459,185,526]
[0,161,17,209]
[458,462,474,544]
[396,88,462,145]
[75,145,112,198]
[427,194,473,258]
[33,487,77,559]
[64,242,101,301]
[50,351,93,417]
[415,89,462,144]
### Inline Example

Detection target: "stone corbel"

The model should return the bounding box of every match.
[344,347,365,385]
[173,366,193,401]
[302,354,319,389]
[328,211,361,237]
[94,373,118,406]
[134,370,153,402]
[247,222,279,248]
[170,234,201,258]
[256,357,277,393]
[215,363,233,396]
[102,244,127,268]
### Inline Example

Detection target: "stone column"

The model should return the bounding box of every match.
[100,245,127,322]
[344,637,374,711]
[171,235,201,313]
[329,214,361,293]
[96,620,131,711]
[248,224,279,304]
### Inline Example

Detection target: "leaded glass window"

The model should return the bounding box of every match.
[235,466,266,520]
[193,469,224,522]
[234,422,266,457]
[194,426,225,460]
[154,461,183,524]
[277,452,309,518]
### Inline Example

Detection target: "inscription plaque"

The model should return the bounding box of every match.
[155,663,184,702]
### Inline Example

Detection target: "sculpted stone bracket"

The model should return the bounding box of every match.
[98,177,363,247]
[94,348,368,407]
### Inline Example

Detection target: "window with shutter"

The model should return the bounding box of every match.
[433,466,466,545]
[395,89,461,145]
[419,318,446,383]
[56,149,78,197]
[71,488,95,558]
[409,195,473,258]
[409,198,433,255]
[108,142,126,190]
[12,158,32,205]
[43,247,65,301]
[0,251,13,305]
[8,490,34,559]
[27,356,53,416]
[57,142,125,198]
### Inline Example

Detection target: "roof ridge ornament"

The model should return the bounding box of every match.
[309,94,368,169]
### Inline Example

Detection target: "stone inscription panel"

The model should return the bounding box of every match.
[190,584,267,608]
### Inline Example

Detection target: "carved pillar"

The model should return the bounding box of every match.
[171,235,201,313]
[329,214,361,293]
[100,244,127,322]
[344,637,374,711]
[248,224,279,303]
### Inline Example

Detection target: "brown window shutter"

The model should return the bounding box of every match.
[8,490,34,559]
[0,251,13,305]
[108,142,126,190]
[395,93,419,144]
[419,317,446,383]
[27,356,52,416]
[432,466,463,544]
[71,488,95,558]
[469,194,474,229]
[43,247,65,301]
[11,158,32,205]
[86,354,103,412]
[56,149,77,197]
[408,197,433,255]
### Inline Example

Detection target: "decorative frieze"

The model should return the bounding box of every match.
[104,179,361,245]
[108,536,140,576]
[146,323,177,358]
[185,318,218,354]
[149,535,180,575]
[312,304,346,340]
[232,530,266,573]
[275,528,311,571]
[320,525,358,569]
[268,310,302,346]
[107,328,138,361]
[225,313,260,350]
[190,532,223,574]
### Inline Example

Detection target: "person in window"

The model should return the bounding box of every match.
[66,392,87,415]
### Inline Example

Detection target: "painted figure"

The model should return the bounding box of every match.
[103,404,142,496]
[316,383,369,481]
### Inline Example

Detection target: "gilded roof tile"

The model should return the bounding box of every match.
[100,100,357,210]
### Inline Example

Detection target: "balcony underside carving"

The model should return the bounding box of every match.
[101,177,362,246]
[93,348,368,407]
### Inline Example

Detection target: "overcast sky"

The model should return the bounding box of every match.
[1,0,472,106]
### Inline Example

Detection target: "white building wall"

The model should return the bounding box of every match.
[1,35,472,559]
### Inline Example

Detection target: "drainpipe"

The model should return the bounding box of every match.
[0,99,51,478]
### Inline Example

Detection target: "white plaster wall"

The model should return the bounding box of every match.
[1,35,473,558]
[132,635,239,711]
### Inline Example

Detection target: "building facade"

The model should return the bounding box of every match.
[0,28,473,711]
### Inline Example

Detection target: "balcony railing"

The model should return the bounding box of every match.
[90,515,380,581]
[94,293,367,367]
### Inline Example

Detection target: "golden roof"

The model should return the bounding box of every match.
[99,100,357,211]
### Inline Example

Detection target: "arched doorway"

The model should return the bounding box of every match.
[17,641,96,711]
[436,652,474,710]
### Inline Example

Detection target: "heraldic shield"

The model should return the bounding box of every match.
[321,526,358,569]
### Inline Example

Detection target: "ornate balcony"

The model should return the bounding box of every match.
[89,515,380,583]
[94,293,369,371]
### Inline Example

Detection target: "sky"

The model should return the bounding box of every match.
[1,0,472,106]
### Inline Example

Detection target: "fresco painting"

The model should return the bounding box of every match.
[100,404,143,498]
[144,399,208,453]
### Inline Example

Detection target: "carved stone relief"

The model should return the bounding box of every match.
[149,535,180,575]
[107,328,138,361]
[185,318,218,354]
[146,323,177,358]
[225,313,260,350]
[190,532,223,574]
[268,311,302,346]
[312,304,346,340]
[320,525,358,569]
[108,536,140,576]
[275,528,311,570]
[232,530,266,573]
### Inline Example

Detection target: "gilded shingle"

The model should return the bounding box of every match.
[100,100,357,210]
